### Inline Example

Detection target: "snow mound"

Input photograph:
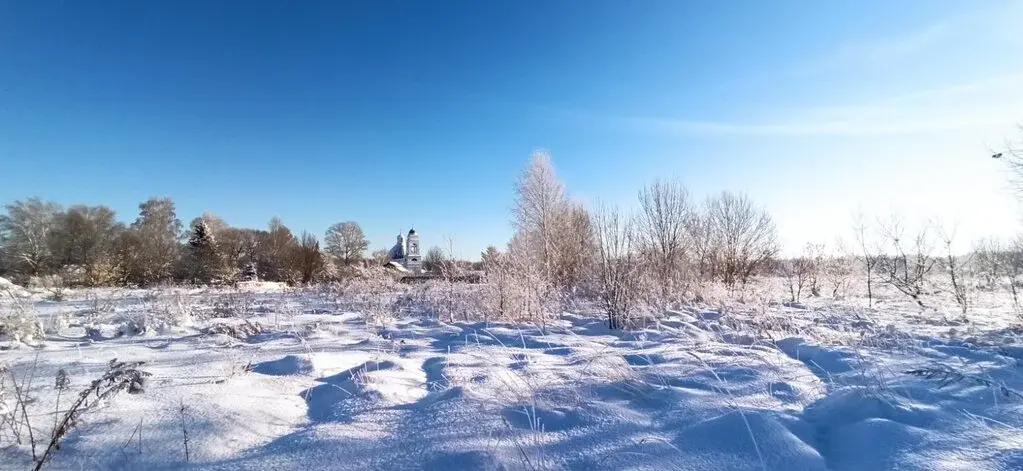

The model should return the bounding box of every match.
[776,337,857,376]
[302,359,427,423]
[253,355,315,376]
[0,277,29,298]
[672,411,828,471]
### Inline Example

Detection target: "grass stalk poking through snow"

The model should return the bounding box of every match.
[905,364,1023,400]
[33,359,150,471]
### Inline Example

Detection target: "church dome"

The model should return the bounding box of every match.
[408,227,417,236]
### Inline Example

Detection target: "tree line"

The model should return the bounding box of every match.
[0,197,377,287]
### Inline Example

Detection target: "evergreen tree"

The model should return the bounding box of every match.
[241,261,258,281]
[188,218,220,283]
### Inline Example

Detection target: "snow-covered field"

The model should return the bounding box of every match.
[3,281,1023,470]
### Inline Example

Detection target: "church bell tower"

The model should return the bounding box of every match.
[405,227,422,274]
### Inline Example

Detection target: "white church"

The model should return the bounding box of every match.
[386,227,423,275]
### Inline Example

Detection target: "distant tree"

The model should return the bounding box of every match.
[424,246,446,272]
[852,213,882,307]
[292,232,324,284]
[702,191,778,285]
[938,225,972,315]
[481,246,501,273]
[779,244,822,303]
[324,221,369,266]
[637,179,693,309]
[370,249,389,266]
[219,227,263,280]
[198,211,229,236]
[50,205,123,285]
[256,217,298,283]
[876,214,938,308]
[115,197,183,286]
[0,197,63,279]
[823,239,853,299]
[1000,129,1023,193]
[187,217,221,284]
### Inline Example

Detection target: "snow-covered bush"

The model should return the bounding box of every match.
[106,290,192,335]
[0,277,30,299]
[0,297,43,344]
[29,274,68,301]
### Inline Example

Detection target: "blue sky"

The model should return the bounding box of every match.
[1,0,1021,257]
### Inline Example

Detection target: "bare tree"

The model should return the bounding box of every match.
[49,205,122,285]
[552,203,593,291]
[424,246,446,273]
[702,192,779,285]
[594,204,641,329]
[370,249,389,266]
[218,227,262,281]
[1007,237,1023,317]
[973,237,1023,316]
[256,217,298,283]
[823,239,853,298]
[116,197,183,286]
[324,221,369,266]
[779,253,812,303]
[637,179,692,310]
[292,232,324,285]
[685,208,717,280]
[803,243,826,297]
[852,213,882,306]
[489,232,559,322]
[0,198,63,279]
[876,215,937,308]
[973,237,1005,290]
[938,226,972,315]
[1000,129,1023,193]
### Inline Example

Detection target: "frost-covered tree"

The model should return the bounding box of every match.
[324,221,368,266]
[0,197,63,279]
[511,151,594,292]
[481,246,500,274]
[370,249,389,266]
[637,179,693,309]
[513,152,567,281]
[701,191,778,285]
[187,217,221,284]
[594,203,640,329]
[424,246,446,273]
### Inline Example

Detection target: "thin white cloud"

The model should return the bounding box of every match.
[792,2,1020,76]
[799,22,949,75]
[612,73,1023,138]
